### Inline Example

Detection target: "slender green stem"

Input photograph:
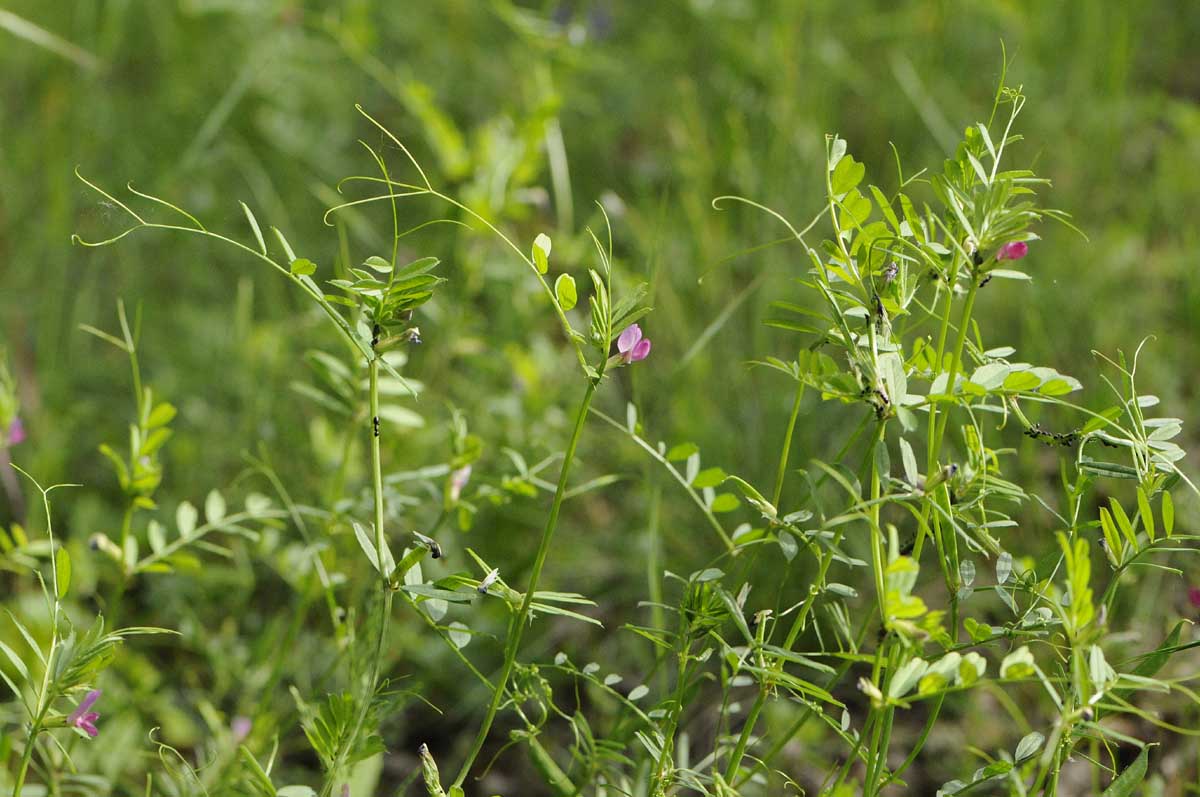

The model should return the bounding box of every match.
[650,641,693,797]
[591,408,734,552]
[735,613,875,789]
[104,502,136,625]
[322,354,392,797]
[936,279,979,638]
[831,709,875,792]
[645,484,668,693]
[723,684,766,782]
[864,421,888,623]
[452,379,599,789]
[932,279,979,457]
[721,378,807,783]
[880,693,945,788]
[12,481,65,797]
[773,381,806,507]
[12,709,44,797]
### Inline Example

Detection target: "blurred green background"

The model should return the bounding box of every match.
[2,0,1200,793]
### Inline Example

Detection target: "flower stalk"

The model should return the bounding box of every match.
[452,376,601,789]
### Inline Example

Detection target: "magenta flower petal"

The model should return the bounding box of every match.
[77,712,100,737]
[232,716,252,742]
[1189,586,1200,610]
[629,338,652,362]
[616,324,643,355]
[996,241,1029,261]
[449,465,472,502]
[69,689,101,717]
[68,689,102,738]
[7,418,23,446]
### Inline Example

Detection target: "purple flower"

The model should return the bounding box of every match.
[449,465,472,502]
[996,241,1029,261]
[1189,586,1200,610]
[7,417,24,446]
[341,785,351,797]
[68,689,102,738]
[231,715,252,743]
[616,324,652,364]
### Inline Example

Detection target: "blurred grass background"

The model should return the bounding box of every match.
[2,0,1200,793]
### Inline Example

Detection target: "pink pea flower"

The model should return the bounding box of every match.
[1188,586,1200,610]
[996,241,1029,261]
[7,418,24,446]
[231,716,252,743]
[449,465,472,502]
[341,785,351,797]
[68,689,102,738]
[616,324,651,364]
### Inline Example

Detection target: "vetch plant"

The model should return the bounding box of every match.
[71,104,652,796]
[34,67,1198,797]
[3,467,169,797]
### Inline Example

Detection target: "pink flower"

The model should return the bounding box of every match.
[616,324,651,364]
[1188,586,1200,610]
[449,465,472,502]
[231,716,252,742]
[6,418,24,446]
[996,241,1029,261]
[68,689,102,738]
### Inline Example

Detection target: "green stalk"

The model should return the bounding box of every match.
[650,640,693,797]
[720,379,807,782]
[935,279,978,637]
[452,379,599,790]
[735,616,874,789]
[645,484,668,694]
[722,684,766,783]
[104,502,135,625]
[867,421,887,620]
[912,273,978,647]
[859,641,893,794]
[732,427,879,792]
[13,481,64,797]
[773,381,806,507]
[932,279,979,457]
[880,693,945,789]
[12,712,42,797]
[322,354,392,797]
[831,709,876,792]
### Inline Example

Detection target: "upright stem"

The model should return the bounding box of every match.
[773,381,806,507]
[452,379,599,789]
[721,378,806,782]
[13,485,63,797]
[722,684,766,783]
[645,485,668,693]
[936,279,978,637]
[932,279,979,456]
[368,357,392,653]
[651,639,693,797]
[12,707,44,797]
[322,354,392,797]
[913,274,978,640]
